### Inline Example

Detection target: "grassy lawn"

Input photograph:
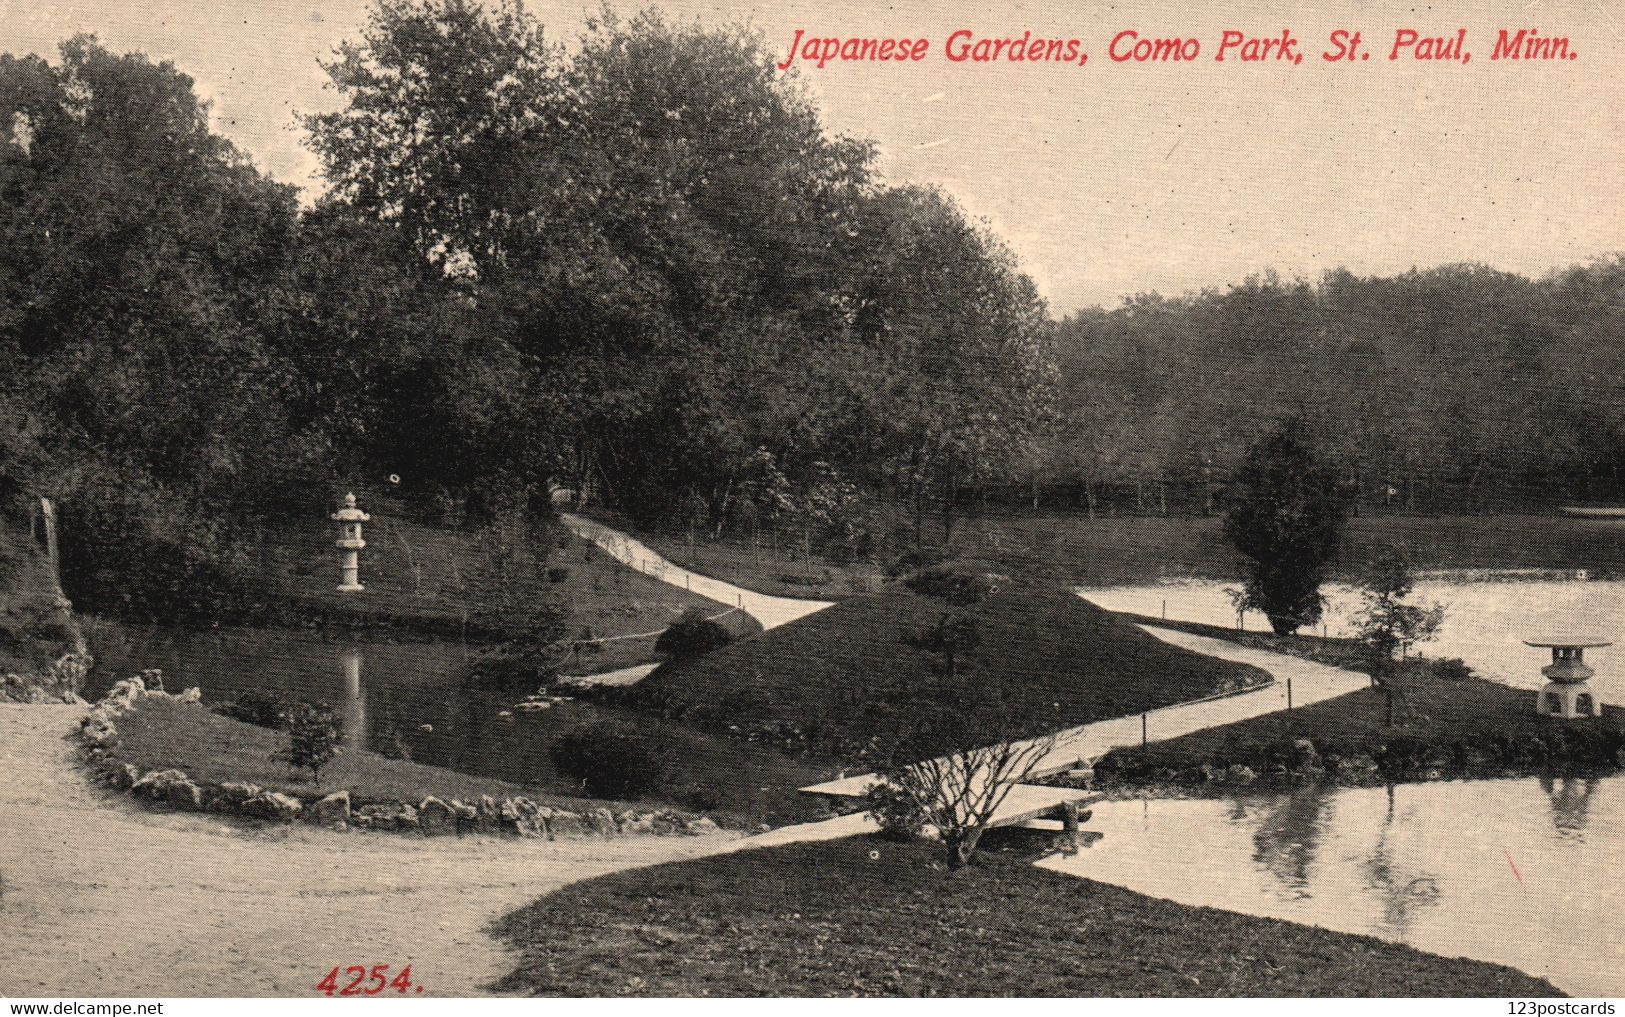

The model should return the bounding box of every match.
[105,693,834,827]
[231,501,761,670]
[487,835,1561,996]
[106,695,609,809]
[621,578,1270,763]
[630,511,1625,598]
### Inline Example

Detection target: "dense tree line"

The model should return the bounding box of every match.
[1044,261,1625,515]
[3,1,1622,619]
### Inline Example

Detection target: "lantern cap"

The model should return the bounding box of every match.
[1523,636,1612,649]
[331,492,371,523]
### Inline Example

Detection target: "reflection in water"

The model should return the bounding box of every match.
[1542,775,1598,840]
[1039,779,1625,996]
[340,648,367,752]
[1249,786,1334,898]
[82,617,640,794]
[1359,783,1442,940]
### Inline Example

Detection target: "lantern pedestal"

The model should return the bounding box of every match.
[331,493,371,593]
[1524,638,1610,719]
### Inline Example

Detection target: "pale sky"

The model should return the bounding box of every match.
[3,0,1620,313]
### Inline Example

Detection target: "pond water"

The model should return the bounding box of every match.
[1080,576,1625,699]
[81,617,599,789]
[1039,778,1625,997]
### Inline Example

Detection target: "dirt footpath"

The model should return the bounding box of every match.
[0,705,738,998]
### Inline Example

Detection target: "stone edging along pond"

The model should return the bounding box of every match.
[76,675,719,839]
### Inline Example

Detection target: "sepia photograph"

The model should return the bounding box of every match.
[1,0,1622,1003]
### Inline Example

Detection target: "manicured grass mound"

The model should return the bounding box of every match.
[1098,656,1625,785]
[488,836,1561,996]
[624,578,1270,760]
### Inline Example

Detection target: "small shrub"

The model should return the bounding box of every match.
[469,637,559,690]
[884,546,942,579]
[864,781,927,841]
[1429,657,1476,682]
[550,720,671,799]
[903,565,997,606]
[547,567,571,583]
[277,701,341,785]
[655,609,734,659]
[216,693,287,729]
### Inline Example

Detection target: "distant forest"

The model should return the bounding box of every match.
[2,0,1622,615]
[1039,259,1625,517]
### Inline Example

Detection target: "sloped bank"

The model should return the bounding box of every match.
[77,675,718,838]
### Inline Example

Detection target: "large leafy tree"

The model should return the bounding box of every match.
[304,1,887,520]
[0,37,329,616]
[846,186,1056,542]
[1223,418,1350,634]
[0,37,305,510]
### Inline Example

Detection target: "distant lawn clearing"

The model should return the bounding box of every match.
[621,578,1270,762]
[627,511,1625,598]
[488,836,1561,996]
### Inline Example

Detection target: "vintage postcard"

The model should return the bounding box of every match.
[1,0,1621,1005]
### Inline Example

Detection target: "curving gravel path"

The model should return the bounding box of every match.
[0,705,737,998]
[561,513,833,630]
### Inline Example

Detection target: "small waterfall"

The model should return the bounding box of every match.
[37,496,65,601]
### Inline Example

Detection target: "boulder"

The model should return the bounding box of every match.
[1333,754,1381,781]
[131,768,188,796]
[244,792,302,822]
[477,795,500,833]
[503,798,546,838]
[418,797,456,836]
[131,769,203,810]
[1291,738,1324,771]
[101,676,146,710]
[312,791,351,829]
[617,810,655,836]
[357,802,418,833]
[683,816,720,836]
[1224,764,1257,785]
[163,777,204,811]
[113,763,141,789]
[548,811,586,838]
[211,782,263,811]
[447,799,478,833]
[82,718,118,747]
[586,807,617,836]
[176,687,203,704]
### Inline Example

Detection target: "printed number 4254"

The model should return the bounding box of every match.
[316,964,421,996]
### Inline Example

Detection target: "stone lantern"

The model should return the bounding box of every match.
[331,492,370,593]
[1523,637,1610,719]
